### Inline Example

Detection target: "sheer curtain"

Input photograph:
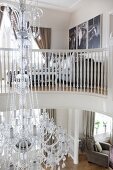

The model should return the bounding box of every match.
[83,110,95,138]
[0,6,5,27]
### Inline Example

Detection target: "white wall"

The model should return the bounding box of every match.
[69,0,113,48]
[1,92,113,116]
[40,7,70,49]
[39,0,113,49]
[0,1,71,49]
[56,109,68,132]
[56,108,84,138]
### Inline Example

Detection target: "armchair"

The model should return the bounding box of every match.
[85,137,111,168]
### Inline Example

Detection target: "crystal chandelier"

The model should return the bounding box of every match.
[0,0,70,169]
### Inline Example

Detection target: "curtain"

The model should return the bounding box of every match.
[40,109,56,123]
[83,110,95,138]
[35,27,51,49]
[0,6,5,28]
[47,109,56,123]
[8,7,18,39]
[110,119,113,144]
[33,27,51,67]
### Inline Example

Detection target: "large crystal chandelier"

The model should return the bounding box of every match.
[0,0,70,169]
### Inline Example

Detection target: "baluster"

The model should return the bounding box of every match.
[93,52,96,93]
[15,51,17,92]
[30,51,33,91]
[80,51,82,92]
[0,51,2,93]
[37,51,40,90]
[83,52,86,92]
[34,51,36,91]
[48,53,50,91]
[101,51,103,95]
[87,51,89,92]
[90,51,93,93]
[59,52,61,90]
[51,53,54,89]
[66,52,68,89]
[41,52,44,91]
[76,51,78,92]
[11,51,14,92]
[62,52,65,91]
[14,51,17,92]
[55,52,57,91]
[45,52,47,89]
[7,50,10,93]
[9,51,12,90]
[97,52,100,94]
[73,52,75,91]
[69,53,72,91]
[4,51,6,93]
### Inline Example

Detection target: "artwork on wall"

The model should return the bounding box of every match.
[77,22,87,49]
[69,26,77,49]
[88,15,101,49]
[69,14,102,49]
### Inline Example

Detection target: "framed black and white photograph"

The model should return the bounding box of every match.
[88,15,102,49]
[69,27,77,49]
[77,22,87,49]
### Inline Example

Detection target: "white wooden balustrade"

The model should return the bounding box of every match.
[0,48,109,95]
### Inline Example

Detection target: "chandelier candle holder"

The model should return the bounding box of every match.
[0,0,70,169]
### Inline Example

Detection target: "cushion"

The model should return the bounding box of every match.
[95,141,102,152]
[86,138,95,151]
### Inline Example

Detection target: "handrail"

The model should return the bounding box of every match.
[0,47,108,52]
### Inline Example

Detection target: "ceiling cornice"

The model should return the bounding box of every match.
[68,0,82,12]
[0,0,82,13]
[38,2,71,12]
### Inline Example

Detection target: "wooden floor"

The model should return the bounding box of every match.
[31,85,107,95]
[46,154,111,170]
[0,80,107,95]
[65,154,111,170]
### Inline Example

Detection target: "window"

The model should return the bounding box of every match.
[0,9,45,69]
[94,112,112,136]
[0,9,39,50]
[0,9,18,48]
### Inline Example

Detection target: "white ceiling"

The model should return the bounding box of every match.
[1,0,81,12]
[38,0,81,11]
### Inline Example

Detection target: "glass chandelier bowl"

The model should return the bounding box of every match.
[0,0,70,169]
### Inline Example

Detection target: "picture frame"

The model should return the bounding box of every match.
[88,15,102,49]
[69,26,77,49]
[69,14,102,49]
